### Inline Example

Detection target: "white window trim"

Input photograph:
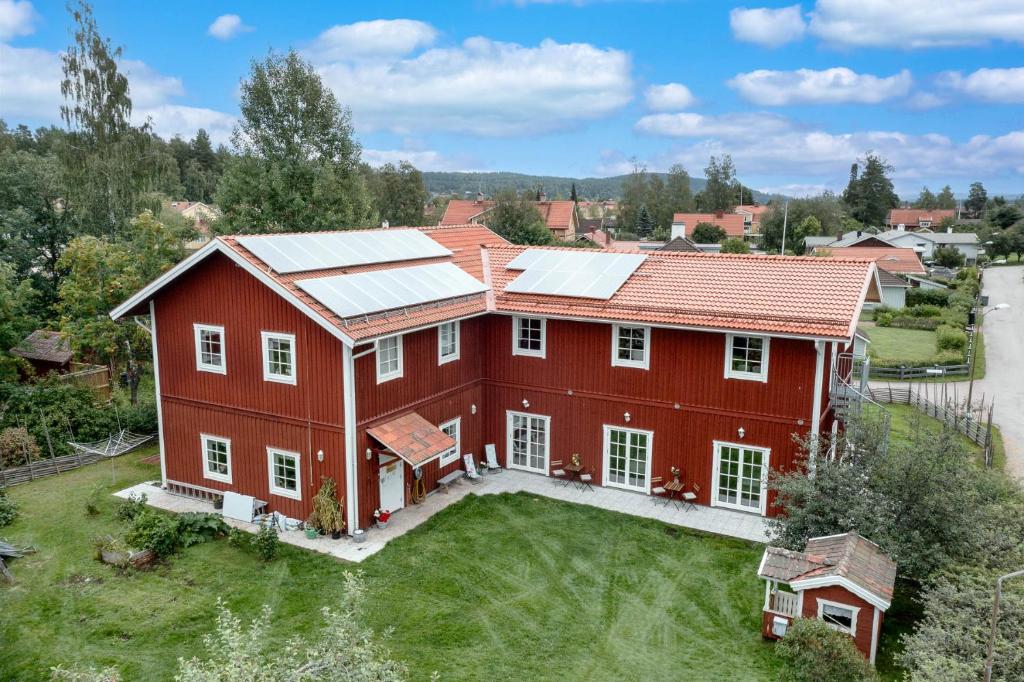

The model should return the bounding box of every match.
[200,433,232,484]
[438,417,461,467]
[505,410,551,474]
[376,335,404,384]
[724,334,770,383]
[602,424,654,493]
[261,331,297,385]
[512,316,546,358]
[193,323,226,375]
[817,598,860,636]
[266,447,302,500]
[437,321,460,365]
[610,324,650,370]
[711,440,771,516]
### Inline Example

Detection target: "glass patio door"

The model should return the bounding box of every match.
[507,412,549,473]
[604,426,652,492]
[714,442,769,514]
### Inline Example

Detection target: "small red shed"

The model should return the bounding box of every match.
[757,532,897,664]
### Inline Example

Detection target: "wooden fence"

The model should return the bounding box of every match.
[57,363,111,402]
[868,364,970,380]
[0,448,112,487]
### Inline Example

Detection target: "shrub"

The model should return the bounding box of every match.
[937,326,968,353]
[84,484,105,516]
[775,618,877,682]
[906,304,943,318]
[115,492,148,522]
[720,237,750,254]
[125,509,180,559]
[252,525,280,561]
[227,527,248,549]
[176,512,229,548]
[308,477,344,535]
[875,311,894,327]
[0,426,41,468]
[872,305,892,321]
[934,245,966,268]
[0,489,19,527]
[906,288,950,307]
[890,316,940,330]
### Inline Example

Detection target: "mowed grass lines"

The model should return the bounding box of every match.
[1,451,780,681]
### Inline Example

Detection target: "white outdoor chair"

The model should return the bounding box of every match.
[484,444,502,473]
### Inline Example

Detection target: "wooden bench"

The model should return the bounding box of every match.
[437,470,465,494]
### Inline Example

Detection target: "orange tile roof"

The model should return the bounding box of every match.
[417,224,509,282]
[672,212,747,237]
[887,208,955,226]
[817,246,926,275]
[736,204,770,217]
[486,244,877,339]
[439,200,495,225]
[534,201,576,230]
[367,412,456,467]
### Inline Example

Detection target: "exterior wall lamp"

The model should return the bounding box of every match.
[738,427,746,439]
[317,449,324,462]
[365,448,372,460]
[624,412,631,423]
[471,404,477,415]
[522,399,530,408]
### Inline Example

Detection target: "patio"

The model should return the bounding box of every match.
[115,469,769,563]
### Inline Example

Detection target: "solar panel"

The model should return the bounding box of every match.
[236,230,452,274]
[504,250,646,299]
[295,263,488,318]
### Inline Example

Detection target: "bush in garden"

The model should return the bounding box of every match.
[252,525,280,562]
[889,316,940,331]
[875,311,894,327]
[114,492,147,522]
[84,484,105,516]
[872,305,892,321]
[906,304,943,318]
[227,527,248,549]
[125,509,180,559]
[0,426,41,468]
[176,512,229,547]
[936,326,968,353]
[906,288,950,307]
[775,618,877,682]
[0,489,19,527]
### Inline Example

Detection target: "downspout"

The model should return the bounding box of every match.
[342,343,359,534]
[149,300,168,487]
[809,340,825,478]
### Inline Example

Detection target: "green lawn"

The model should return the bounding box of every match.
[885,403,1004,470]
[1,450,786,681]
[862,323,938,364]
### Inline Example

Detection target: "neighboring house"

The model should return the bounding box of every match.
[813,247,926,309]
[758,532,897,664]
[440,199,580,241]
[852,328,870,360]
[168,201,222,251]
[885,208,955,231]
[812,229,980,266]
[670,212,747,240]
[735,204,770,236]
[658,236,702,252]
[10,330,72,376]
[111,224,880,534]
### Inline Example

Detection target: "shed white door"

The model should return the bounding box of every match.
[378,457,405,512]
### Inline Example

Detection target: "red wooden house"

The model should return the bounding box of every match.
[111,224,880,533]
[757,532,897,663]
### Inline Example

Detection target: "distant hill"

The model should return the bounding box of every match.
[422,171,776,203]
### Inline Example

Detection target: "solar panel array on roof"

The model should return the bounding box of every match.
[295,263,488,318]
[236,230,452,274]
[504,250,646,299]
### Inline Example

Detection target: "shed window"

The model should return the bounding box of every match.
[438,321,460,365]
[267,448,301,500]
[513,317,545,358]
[262,332,296,384]
[194,324,225,374]
[612,325,649,369]
[818,599,859,636]
[376,335,403,383]
[201,434,231,483]
[725,334,769,382]
[438,417,461,467]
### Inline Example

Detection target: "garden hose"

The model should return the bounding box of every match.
[410,477,426,504]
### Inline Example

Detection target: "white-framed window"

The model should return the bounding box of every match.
[261,332,296,384]
[200,434,231,483]
[817,599,859,635]
[193,324,225,374]
[712,441,770,515]
[611,324,650,369]
[506,411,550,473]
[376,335,403,383]
[512,316,546,358]
[724,334,770,382]
[603,425,653,492]
[438,417,461,467]
[438,321,460,365]
[267,447,301,500]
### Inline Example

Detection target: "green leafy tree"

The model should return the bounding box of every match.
[216,51,373,233]
[935,185,956,210]
[933,245,965,268]
[842,154,899,226]
[914,186,938,209]
[690,222,726,243]
[365,161,428,227]
[776,618,877,682]
[964,182,987,218]
[665,164,693,214]
[696,155,736,212]
[988,205,1022,230]
[0,261,40,381]
[760,194,845,253]
[719,238,750,254]
[793,215,822,254]
[617,160,648,239]
[488,191,552,245]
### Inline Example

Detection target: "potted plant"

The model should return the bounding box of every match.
[330,507,345,540]
[213,496,224,510]
[374,509,391,529]
[304,524,318,540]
[307,477,343,538]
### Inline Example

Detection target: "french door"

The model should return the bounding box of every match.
[713,441,770,515]
[506,411,550,473]
[603,426,653,492]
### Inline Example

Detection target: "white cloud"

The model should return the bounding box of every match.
[0,42,61,119]
[808,0,1024,48]
[120,59,184,107]
[938,67,1024,103]
[306,19,437,61]
[0,0,35,41]
[135,105,235,145]
[362,147,480,172]
[729,5,806,47]
[644,83,695,111]
[207,14,253,41]
[904,91,948,110]
[312,31,633,136]
[728,68,912,105]
[634,111,798,138]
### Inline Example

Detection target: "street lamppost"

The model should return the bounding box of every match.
[984,568,1024,682]
[966,302,1010,409]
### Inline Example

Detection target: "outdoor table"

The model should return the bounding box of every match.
[663,479,684,508]
[563,463,583,486]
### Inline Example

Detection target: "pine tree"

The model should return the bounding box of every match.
[636,205,654,238]
[935,185,956,210]
[570,182,578,203]
[915,187,937,210]
[964,182,987,218]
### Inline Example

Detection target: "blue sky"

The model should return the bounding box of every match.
[2,0,1023,197]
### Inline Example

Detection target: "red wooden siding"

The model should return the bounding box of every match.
[154,252,346,519]
[801,585,879,660]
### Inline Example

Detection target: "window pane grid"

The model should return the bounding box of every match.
[616,326,646,362]
[199,330,222,367]
[379,337,399,375]
[607,428,648,490]
[273,453,297,491]
[517,318,543,351]
[204,439,228,476]
[731,336,764,374]
[439,322,458,358]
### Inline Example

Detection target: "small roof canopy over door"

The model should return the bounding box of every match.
[367,412,457,468]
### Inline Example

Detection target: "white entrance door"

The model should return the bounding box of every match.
[603,426,653,492]
[506,411,550,473]
[378,456,405,512]
[712,441,770,515]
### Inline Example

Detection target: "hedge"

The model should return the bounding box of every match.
[906,288,951,307]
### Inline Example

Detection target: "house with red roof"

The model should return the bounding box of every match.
[440,198,579,241]
[670,212,747,241]
[758,532,897,663]
[813,246,926,309]
[111,224,881,534]
[735,204,770,235]
[885,208,955,231]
